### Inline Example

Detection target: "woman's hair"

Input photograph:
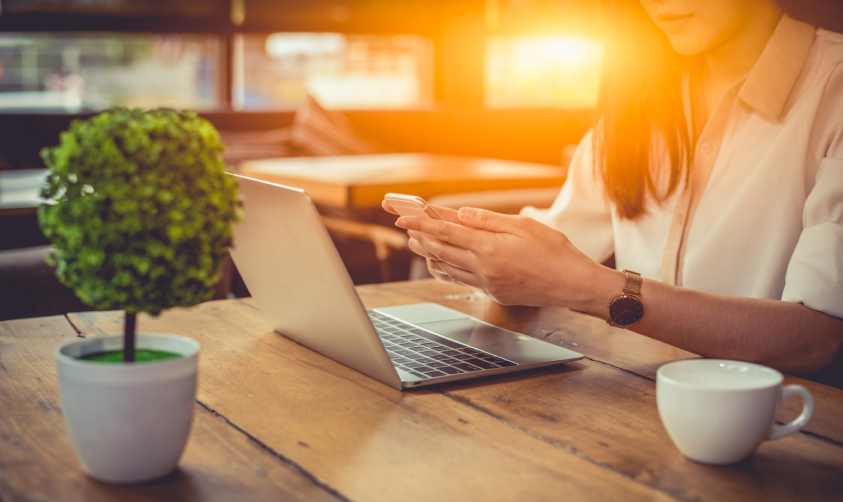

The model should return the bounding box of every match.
[593,0,843,220]
[593,0,689,220]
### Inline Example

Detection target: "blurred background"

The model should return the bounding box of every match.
[4,0,838,320]
[0,0,603,112]
[0,0,603,163]
[0,0,605,319]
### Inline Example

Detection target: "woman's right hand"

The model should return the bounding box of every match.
[382,201,464,284]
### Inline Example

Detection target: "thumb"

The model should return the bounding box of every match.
[458,207,515,233]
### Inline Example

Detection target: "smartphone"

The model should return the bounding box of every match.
[384,193,444,220]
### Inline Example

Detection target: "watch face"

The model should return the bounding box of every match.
[609,296,644,326]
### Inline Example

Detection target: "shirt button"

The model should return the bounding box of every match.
[700,143,713,154]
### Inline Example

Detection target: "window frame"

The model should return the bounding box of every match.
[0,3,490,110]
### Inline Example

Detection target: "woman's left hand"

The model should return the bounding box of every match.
[396,207,617,311]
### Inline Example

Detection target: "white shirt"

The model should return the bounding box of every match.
[521,16,843,319]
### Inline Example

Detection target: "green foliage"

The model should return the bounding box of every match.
[38,108,242,316]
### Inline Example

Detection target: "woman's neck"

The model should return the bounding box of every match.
[700,2,783,120]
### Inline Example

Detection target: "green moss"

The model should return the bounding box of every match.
[38,108,243,316]
[81,349,182,363]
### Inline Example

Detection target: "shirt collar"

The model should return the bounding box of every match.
[738,14,816,122]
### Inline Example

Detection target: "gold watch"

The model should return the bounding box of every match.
[607,270,644,328]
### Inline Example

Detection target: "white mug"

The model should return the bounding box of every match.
[656,359,814,465]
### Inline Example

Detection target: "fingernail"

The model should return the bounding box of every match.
[459,208,473,223]
[407,229,417,238]
[395,218,408,228]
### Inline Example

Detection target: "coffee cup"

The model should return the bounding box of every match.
[656,359,814,465]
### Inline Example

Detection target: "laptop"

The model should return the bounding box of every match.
[228,174,583,389]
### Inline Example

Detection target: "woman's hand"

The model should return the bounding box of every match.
[381,201,461,284]
[391,205,843,374]
[395,207,621,310]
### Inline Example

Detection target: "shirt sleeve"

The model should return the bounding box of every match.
[781,156,843,318]
[520,130,614,263]
[781,59,843,318]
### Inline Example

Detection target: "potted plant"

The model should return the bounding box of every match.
[39,108,242,483]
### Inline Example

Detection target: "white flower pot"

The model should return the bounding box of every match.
[55,333,199,483]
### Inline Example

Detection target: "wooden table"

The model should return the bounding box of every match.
[239,153,567,209]
[0,169,46,217]
[2,280,842,501]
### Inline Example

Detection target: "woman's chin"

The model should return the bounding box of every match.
[665,33,711,56]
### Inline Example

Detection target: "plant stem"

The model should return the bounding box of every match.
[124,311,136,362]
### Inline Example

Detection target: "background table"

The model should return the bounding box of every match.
[0,169,46,217]
[2,279,842,501]
[0,169,51,251]
[239,153,567,210]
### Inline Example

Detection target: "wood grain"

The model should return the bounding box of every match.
[0,316,341,502]
[354,282,843,501]
[362,280,843,444]
[68,303,674,502]
[66,284,843,502]
[441,361,843,502]
[239,153,566,208]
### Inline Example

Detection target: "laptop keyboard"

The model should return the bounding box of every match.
[369,311,518,380]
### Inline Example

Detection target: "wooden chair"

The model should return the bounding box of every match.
[321,216,408,283]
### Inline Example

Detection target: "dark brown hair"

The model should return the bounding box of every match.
[593,0,690,220]
[593,0,843,220]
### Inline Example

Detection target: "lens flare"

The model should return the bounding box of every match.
[486,36,603,108]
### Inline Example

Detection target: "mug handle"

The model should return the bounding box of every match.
[767,384,815,440]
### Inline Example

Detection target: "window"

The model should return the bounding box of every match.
[0,33,223,112]
[234,33,434,110]
[485,36,603,109]
[1,0,228,19]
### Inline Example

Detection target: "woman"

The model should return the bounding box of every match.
[385,0,843,377]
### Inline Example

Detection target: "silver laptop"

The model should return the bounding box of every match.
[229,174,583,389]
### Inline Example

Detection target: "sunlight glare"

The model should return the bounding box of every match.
[486,36,603,108]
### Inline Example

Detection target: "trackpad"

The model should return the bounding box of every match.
[375,303,470,324]
[416,319,581,365]
[416,319,520,347]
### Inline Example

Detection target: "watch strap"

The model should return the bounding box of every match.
[622,270,642,297]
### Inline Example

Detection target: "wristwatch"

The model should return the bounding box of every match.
[607,270,644,328]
